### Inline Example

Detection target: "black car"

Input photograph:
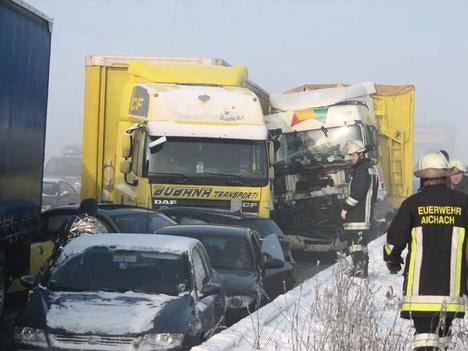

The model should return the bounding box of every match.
[159,207,296,292]
[156,224,284,325]
[14,234,225,350]
[159,207,295,263]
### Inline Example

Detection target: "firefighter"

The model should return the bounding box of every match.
[448,159,468,194]
[341,140,378,278]
[384,150,467,350]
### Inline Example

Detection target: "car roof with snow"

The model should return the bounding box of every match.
[62,233,199,257]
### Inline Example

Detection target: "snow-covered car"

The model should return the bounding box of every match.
[14,234,226,350]
[156,224,285,325]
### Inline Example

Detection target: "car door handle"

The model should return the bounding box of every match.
[37,246,44,255]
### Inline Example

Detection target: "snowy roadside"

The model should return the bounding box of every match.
[194,236,468,351]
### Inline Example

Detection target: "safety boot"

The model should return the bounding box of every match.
[348,251,369,278]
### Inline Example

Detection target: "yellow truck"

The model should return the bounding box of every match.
[266,82,414,252]
[82,56,274,217]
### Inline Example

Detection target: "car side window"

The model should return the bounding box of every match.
[192,248,209,292]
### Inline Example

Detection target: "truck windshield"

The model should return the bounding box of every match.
[147,137,268,186]
[276,125,363,165]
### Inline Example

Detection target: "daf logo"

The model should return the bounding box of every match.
[154,199,177,205]
[88,335,101,345]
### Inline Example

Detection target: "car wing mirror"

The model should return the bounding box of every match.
[264,257,284,269]
[20,275,36,289]
[200,282,221,298]
[60,190,70,198]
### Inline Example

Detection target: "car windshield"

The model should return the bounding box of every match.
[47,247,190,295]
[147,137,268,186]
[43,182,58,196]
[276,125,362,165]
[110,212,175,233]
[196,236,254,271]
[239,219,285,238]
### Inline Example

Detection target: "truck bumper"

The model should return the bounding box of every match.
[287,235,348,252]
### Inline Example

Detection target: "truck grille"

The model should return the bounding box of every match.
[50,333,135,350]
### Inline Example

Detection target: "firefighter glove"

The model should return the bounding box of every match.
[385,256,403,274]
[341,209,347,220]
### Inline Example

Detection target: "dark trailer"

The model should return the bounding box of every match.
[0,0,52,317]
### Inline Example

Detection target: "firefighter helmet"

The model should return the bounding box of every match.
[449,159,465,173]
[346,140,366,155]
[413,150,455,178]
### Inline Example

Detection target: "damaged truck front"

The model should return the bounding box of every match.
[266,83,414,252]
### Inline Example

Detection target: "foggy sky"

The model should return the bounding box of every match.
[27,0,468,162]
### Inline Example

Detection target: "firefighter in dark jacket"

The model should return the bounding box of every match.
[384,150,467,350]
[341,140,378,278]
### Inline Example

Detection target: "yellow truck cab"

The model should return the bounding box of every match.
[265,82,414,252]
[82,56,273,217]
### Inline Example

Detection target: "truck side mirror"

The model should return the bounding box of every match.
[268,142,275,165]
[120,160,131,174]
[269,166,275,180]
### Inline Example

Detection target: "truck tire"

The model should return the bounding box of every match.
[0,252,7,320]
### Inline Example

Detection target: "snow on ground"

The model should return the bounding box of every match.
[194,236,468,351]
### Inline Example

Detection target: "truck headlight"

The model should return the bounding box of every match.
[227,295,255,309]
[14,327,48,347]
[139,333,184,350]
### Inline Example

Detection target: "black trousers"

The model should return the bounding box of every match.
[413,316,453,351]
[345,230,368,252]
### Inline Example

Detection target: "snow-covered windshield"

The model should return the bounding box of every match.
[195,236,254,271]
[47,247,190,296]
[276,125,362,165]
[147,136,268,186]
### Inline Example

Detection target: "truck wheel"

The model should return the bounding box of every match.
[0,254,6,320]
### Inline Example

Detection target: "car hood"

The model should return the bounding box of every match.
[216,269,258,296]
[38,291,185,335]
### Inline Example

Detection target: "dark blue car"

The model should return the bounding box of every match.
[13,234,225,350]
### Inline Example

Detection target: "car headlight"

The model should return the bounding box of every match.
[227,295,256,309]
[139,333,184,350]
[14,327,48,347]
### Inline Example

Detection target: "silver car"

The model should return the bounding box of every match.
[42,177,80,211]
